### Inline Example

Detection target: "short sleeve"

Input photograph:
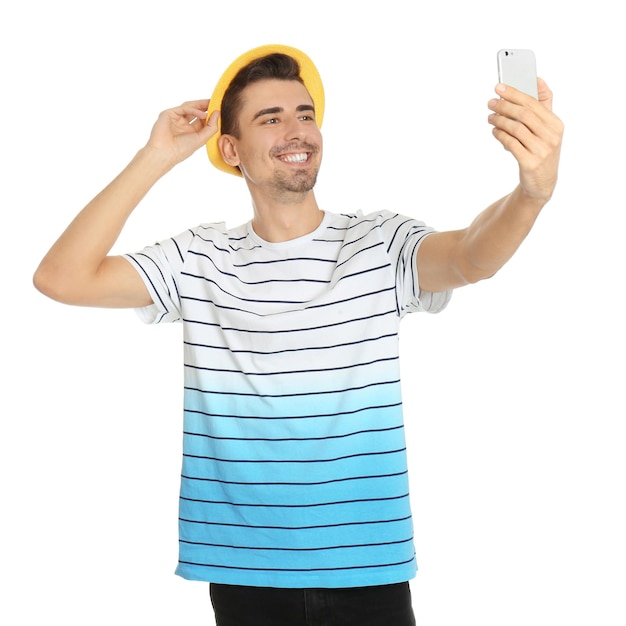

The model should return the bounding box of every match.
[123,228,196,324]
[377,212,452,317]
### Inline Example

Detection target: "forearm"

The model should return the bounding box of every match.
[460,184,545,282]
[34,146,171,300]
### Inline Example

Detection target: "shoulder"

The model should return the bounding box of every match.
[328,210,431,243]
[177,221,251,252]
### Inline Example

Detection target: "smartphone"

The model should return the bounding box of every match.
[497,49,538,99]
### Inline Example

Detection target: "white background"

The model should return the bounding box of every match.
[2,1,624,624]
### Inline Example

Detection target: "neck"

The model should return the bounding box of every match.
[249,189,323,243]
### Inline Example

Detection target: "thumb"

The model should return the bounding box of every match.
[189,110,219,147]
[201,110,220,141]
[537,77,553,112]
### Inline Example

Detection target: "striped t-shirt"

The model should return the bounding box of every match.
[124,210,451,588]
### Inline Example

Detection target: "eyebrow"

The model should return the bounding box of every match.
[252,104,315,121]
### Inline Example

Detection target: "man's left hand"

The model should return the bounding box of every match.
[488,79,564,203]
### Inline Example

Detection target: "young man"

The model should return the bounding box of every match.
[33,44,563,625]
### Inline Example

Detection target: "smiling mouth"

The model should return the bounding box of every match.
[280,153,309,164]
[273,141,319,165]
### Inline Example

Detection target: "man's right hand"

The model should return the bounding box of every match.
[145,99,220,170]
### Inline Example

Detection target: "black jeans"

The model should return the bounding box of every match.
[209,582,416,626]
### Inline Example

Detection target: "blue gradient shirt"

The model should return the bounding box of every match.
[124,210,451,588]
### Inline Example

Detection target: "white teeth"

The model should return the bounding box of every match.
[282,153,308,163]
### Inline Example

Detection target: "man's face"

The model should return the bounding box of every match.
[222,79,323,196]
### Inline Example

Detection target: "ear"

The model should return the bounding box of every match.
[218,134,240,167]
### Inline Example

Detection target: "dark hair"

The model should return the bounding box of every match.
[220,53,304,138]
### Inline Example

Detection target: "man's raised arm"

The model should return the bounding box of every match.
[33,101,219,308]
[417,79,564,293]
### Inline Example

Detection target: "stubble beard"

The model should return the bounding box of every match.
[272,164,319,195]
[269,142,321,198]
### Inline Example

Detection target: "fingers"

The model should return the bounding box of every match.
[491,84,543,121]
[491,82,555,124]
[487,81,564,201]
[177,101,220,134]
[488,83,563,148]
[160,101,218,143]
[170,100,211,124]
[180,99,210,113]
[488,103,532,158]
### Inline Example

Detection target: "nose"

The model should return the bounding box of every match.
[283,116,307,141]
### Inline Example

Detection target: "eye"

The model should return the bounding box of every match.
[264,117,279,124]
